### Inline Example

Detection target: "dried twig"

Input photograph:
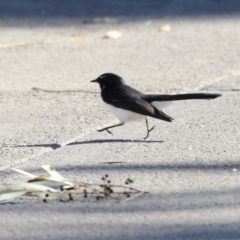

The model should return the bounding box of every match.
[120,192,145,203]
[32,87,98,94]
[0,165,146,204]
[0,36,87,49]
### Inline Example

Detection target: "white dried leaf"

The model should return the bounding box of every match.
[12,168,37,178]
[29,176,64,183]
[0,181,69,204]
[8,182,58,193]
[0,191,26,204]
[159,24,171,32]
[28,178,74,190]
[41,165,65,180]
[103,30,123,39]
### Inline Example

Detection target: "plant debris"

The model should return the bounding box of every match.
[0,35,87,49]
[31,87,98,94]
[82,17,117,24]
[69,34,88,42]
[0,165,146,204]
[103,30,123,39]
[159,24,171,32]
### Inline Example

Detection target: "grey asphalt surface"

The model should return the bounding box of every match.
[1,0,240,239]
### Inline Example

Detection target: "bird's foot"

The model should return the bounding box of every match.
[106,129,113,135]
[144,125,156,140]
[97,128,113,135]
[149,126,155,132]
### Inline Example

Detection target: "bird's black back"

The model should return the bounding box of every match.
[101,84,144,103]
[101,84,173,122]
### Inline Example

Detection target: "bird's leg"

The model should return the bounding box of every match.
[98,123,124,135]
[144,118,156,140]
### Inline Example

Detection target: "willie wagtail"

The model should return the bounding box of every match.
[91,73,221,139]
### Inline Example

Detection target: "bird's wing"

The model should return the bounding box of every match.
[108,97,173,122]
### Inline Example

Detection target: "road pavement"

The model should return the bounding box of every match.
[0,0,240,239]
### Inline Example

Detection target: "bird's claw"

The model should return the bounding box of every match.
[106,129,113,135]
[97,128,113,135]
[144,125,156,140]
[149,126,156,132]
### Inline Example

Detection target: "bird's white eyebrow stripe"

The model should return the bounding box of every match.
[100,75,106,79]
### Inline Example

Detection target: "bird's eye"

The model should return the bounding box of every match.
[100,83,106,89]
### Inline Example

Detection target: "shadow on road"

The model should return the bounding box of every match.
[16,138,164,150]
[67,139,164,145]
[1,0,240,27]
[1,187,240,239]
[52,161,240,172]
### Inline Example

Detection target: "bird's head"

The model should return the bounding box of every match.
[91,73,125,90]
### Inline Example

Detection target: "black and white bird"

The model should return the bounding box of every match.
[91,73,221,139]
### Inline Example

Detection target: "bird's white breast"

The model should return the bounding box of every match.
[104,103,146,123]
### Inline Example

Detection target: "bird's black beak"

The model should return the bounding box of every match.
[90,79,99,83]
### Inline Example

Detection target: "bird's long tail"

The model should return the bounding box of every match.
[145,93,221,102]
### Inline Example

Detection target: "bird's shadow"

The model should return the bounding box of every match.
[67,138,163,146]
[16,139,164,150]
